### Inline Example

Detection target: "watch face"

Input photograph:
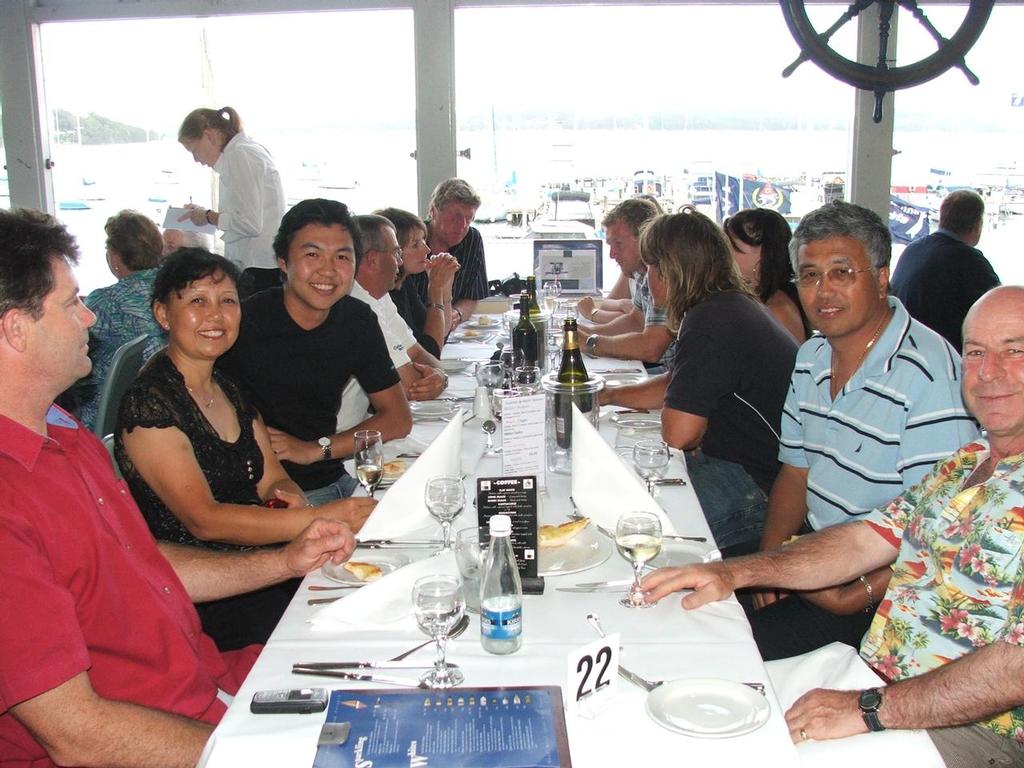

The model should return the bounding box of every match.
[318,437,330,448]
[859,689,882,710]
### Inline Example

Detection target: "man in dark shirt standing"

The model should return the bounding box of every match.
[219,198,411,505]
[408,178,488,327]
[890,189,1000,350]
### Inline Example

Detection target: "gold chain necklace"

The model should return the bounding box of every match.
[185,384,216,409]
[831,308,891,396]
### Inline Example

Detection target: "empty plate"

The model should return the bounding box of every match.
[610,411,662,430]
[439,359,474,374]
[409,400,458,421]
[649,539,719,569]
[322,552,411,585]
[602,372,646,387]
[646,678,770,738]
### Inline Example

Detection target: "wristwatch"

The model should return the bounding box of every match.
[858,688,885,732]
[585,335,599,357]
[317,436,332,461]
[428,302,446,311]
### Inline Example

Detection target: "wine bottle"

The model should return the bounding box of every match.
[554,317,592,449]
[512,291,539,367]
[525,276,542,316]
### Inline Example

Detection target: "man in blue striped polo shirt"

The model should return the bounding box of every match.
[749,201,979,660]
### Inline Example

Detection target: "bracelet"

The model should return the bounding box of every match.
[453,307,463,323]
[439,371,449,389]
[205,209,215,226]
[859,575,874,613]
[429,302,446,311]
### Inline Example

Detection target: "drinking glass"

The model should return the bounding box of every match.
[633,439,671,496]
[498,347,524,387]
[424,476,465,551]
[354,429,384,498]
[615,511,663,609]
[454,527,487,612]
[490,388,519,422]
[513,365,542,394]
[475,361,505,391]
[412,574,466,688]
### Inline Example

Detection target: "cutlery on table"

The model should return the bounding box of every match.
[556,579,633,593]
[355,539,444,549]
[395,452,421,459]
[292,661,438,671]
[594,368,644,374]
[292,669,437,688]
[308,584,362,591]
[654,478,688,487]
[308,596,344,605]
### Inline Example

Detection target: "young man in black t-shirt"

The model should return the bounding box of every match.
[219,199,411,504]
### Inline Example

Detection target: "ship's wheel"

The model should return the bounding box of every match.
[779,0,993,122]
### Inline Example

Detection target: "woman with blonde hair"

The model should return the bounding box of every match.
[177,106,285,292]
[601,208,798,551]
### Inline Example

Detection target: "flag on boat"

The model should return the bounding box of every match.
[889,196,931,245]
[714,173,794,221]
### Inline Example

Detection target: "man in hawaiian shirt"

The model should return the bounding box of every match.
[644,285,1024,764]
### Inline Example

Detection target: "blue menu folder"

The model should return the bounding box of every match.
[312,685,572,768]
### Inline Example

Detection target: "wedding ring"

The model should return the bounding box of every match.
[800,728,808,741]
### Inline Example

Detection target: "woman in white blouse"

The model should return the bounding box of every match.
[177,106,285,286]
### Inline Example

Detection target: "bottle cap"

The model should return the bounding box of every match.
[489,514,512,536]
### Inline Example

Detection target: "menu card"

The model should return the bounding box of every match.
[312,686,572,768]
[477,476,540,582]
[500,393,546,487]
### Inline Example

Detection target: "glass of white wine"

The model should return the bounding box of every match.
[424,475,465,551]
[354,429,384,498]
[633,439,671,496]
[412,574,466,688]
[615,511,663,609]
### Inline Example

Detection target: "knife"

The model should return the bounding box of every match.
[556,582,632,593]
[292,668,419,686]
[293,661,436,671]
[654,478,688,487]
[355,539,443,549]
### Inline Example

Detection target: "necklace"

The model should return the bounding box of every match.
[186,384,216,409]
[831,307,891,397]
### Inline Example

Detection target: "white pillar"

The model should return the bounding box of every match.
[413,0,457,217]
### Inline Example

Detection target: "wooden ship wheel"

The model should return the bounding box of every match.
[779,0,994,122]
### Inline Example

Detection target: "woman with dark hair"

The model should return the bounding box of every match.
[375,207,459,357]
[723,208,810,342]
[601,209,798,551]
[177,106,285,290]
[76,210,165,429]
[115,248,371,649]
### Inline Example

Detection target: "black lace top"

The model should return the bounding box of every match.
[115,352,265,550]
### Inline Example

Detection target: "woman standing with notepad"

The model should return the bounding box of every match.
[177,106,285,293]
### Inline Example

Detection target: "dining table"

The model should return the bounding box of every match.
[197,312,803,767]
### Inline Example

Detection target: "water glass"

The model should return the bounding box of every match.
[424,476,465,550]
[513,365,542,394]
[490,388,520,422]
[354,429,383,498]
[633,439,671,496]
[454,527,488,612]
[498,347,525,387]
[475,361,505,390]
[412,574,466,688]
[615,511,663,609]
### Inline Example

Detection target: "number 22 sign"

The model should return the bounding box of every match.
[566,633,619,716]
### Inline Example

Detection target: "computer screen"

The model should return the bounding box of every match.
[532,239,603,294]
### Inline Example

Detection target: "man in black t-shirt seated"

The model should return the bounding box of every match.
[219,199,412,505]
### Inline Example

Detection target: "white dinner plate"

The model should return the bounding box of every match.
[409,400,458,421]
[610,411,662,430]
[439,358,475,374]
[462,316,501,331]
[646,678,770,738]
[649,539,718,569]
[602,372,646,388]
[321,552,411,585]
[538,525,612,576]
[450,329,495,343]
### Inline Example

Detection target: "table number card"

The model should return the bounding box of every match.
[500,393,546,488]
[565,633,619,717]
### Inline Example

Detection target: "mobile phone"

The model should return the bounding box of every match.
[250,687,329,714]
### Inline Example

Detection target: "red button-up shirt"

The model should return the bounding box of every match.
[0,407,257,767]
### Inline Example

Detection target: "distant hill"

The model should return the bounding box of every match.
[53,109,161,144]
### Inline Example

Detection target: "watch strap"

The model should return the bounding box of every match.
[859,688,885,732]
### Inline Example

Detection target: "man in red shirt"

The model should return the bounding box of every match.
[0,208,356,767]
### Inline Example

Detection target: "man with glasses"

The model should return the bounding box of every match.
[337,215,448,430]
[748,200,978,659]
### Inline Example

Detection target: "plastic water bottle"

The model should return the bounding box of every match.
[480,514,523,654]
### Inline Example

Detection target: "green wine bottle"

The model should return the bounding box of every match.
[512,291,539,367]
[525,276,542,316]
[555,317,592,449]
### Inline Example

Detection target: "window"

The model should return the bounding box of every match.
[455,4,855,288]
[39,10,415,295]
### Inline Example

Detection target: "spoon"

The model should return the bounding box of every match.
[389,614,471,661]
[481,419,501,455]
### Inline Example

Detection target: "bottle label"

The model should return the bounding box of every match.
[481,604,522,640]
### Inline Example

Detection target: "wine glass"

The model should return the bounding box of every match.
[633,439,671,496]
[490,388,519,423]
[475,361,505,391]
[498,347,524,388]
[354,429,384,498]
[615,511,663,609]
[424,475,465,551]
[544,270,563,313]
[412,574,466,688]
[513,365,542,394]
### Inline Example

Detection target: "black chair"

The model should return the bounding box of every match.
[92,333,150,440]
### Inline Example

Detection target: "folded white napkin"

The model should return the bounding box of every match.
[765,642,943,767]
[357,410,464,541]
[310,552,458,633]
[570,404,677,534]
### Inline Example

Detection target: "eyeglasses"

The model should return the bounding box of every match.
[792,266,873,289]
